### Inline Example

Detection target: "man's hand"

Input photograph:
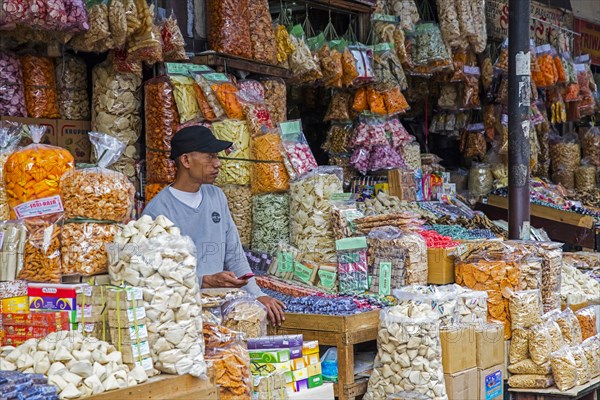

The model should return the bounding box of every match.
[201,272,249,289]
[257,296,286,326]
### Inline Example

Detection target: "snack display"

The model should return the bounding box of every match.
[61,222,121,276]
[528,323,552,366]
[556,308,583,346]
[221,185,252,248]
[0,51,26,117]
[207,0,252,58]
[19,215,63,283]
[508,289,542,330]
[262,78,287,123]
[60,132,135,222]
[4,126,74,218]
[250,132,290,194]
[222,297,268,339]
[252,193,290,255]
[572,345,591,386]
[55,54,90,120]
[20,55,60,119]
[367,227,407,295]
[575,307,597,340]
[214,120,251,186]
[290,168,343,263]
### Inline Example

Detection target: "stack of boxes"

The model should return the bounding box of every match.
[74,285,109,340]
[302,340,323,390]
[0,281,28,313]
[27,283,85,329]
[440,323,505,400]
[0,311,69,346]
[106,287,154,374]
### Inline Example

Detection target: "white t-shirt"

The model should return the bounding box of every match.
[169,186,203,209]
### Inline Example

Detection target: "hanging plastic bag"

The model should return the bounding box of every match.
[462,66,481,109]
[288,25,323,85]
[0,51,27,117]
[278,120,318,180]
[127,2,163,65]
[69,1,112,53]
[56,54,90,120]
[60,132,135,222]
[348,44,375,85]
[0,126,21,220]
[250,131,290,194]
[206,0,252,59]
[261,78,287,123]
[161,11,187,61]
[237,90,274,138]
[19,214,63,283]
[20,55,60,119]
[169,74,203,124]
[4,125,74,219]
[381,84,410,115]
[325,90,352,121]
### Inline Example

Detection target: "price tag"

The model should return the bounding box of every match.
[293,262,313,284]
[317,270,337,289]
[379,262,392,296]
[277,252,294,273]
[14,195,64,219]
[456,244,468,256]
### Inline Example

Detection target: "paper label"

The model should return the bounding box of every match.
[318,270,337,289]
[130,341,151,358]
[278,252,294,273]
[127,324,149,340]
[293,262,313,283]
[126,287,143,301]
[379,262,392,296]
[203,73,229,82]
[134,357,154,371]
[127,307,146,322]
[280,120,302,135]
[516,52,531,76]
[485,370,503,400]
[456,244,468,256]
[330,193,353,201]
[14,195,64,219]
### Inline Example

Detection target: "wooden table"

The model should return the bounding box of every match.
[269,311,379,400]
[86,374,219,400]
[509,376,600,400]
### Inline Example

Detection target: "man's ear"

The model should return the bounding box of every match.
[178,154,190,168]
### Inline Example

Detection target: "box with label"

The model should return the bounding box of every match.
[479,364,503,400]
[387,169,417,201]
[0,280,27,300]
[292,367,308,382]
[302,340,319,355]
[440,325,476,374]
[308,362,322,377]
[308,374,323,389]
[476,324,505,370]
[57,119,91,163]
[1,296,28,313]
[1,117,57,146]
[294,378,308,392]
[247,334,303,350]
[1,311,70,329]
[444,367,478,400]
[304,353,320,366]
[290,357,305,371]
[109,324,149,345]
[251,361,292,376]
[249,349,291,363]
[289,346,303,359]
[107,306,146,326]
[119,340,151,363]
[28,283,84,311]
[427,247,457,285]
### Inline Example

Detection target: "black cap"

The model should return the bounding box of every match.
[169,125,232,160]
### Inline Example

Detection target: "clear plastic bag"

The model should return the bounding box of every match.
[288,25,323,85]
[207,0,252,59]
[250,132,290,194]
[348,44,375,85]
[582,126,600,167]
[61,132,135,222]
[55,54,90,120]
[0,51,27,117]
[507,289,542,330]
[533,45,558,88]
[61,222,121,276]
[4,126,74,218]
[412,23,451,67]
[20,55,60,119]
[572,345,591,386]
[436,0,461,48]
[251,193,290,254]
[145,182,167,203]
[462,66,481,109]
[290,167,343,263]
[222,296,268,339]
[213,120,251,186]
[529,323,552,366]
[336,237,369,293]
[279,120,318,180]
[238,90,274,137]
[556,308,583,346]
[237,80,265,102]
[508,374,554,389]
[144,76,179,161]
[161,11,187,61]
[324,90,352,121]
[544,318,565,352]
[508,359,552,375]
[382,84,410,115]
[126,6,163,65]
[261,78,287,123]
[191,70,226,121]
[582,337,600,378]
[468,0,487,53]
[510,328,530,364]
[211,79,244,120]
[367,85,387,115]
[369,144,405,171]
[146,149,177,184]
[69,1,112,52]
[0,221,27,281]
[331,200,364,240]
[318,41,344,88]
[456,289,488,323]
[221,185,252,248]
[575,307,597,341]
[0,126,21,220]
[323,123,352,154]
[170,75,203,124]
[350,147,370,175]
[367,227,407,295]
[468,163,493,197]
[19,214,63,283]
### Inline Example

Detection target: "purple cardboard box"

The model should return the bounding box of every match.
[247,334,303,350]
[295,378,309,392]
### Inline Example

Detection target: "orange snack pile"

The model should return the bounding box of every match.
[250,132,290,194]
[20,55,60,119]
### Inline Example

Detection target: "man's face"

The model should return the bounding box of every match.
[180,152,221,184]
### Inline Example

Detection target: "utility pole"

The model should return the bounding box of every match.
[508,0,531,240]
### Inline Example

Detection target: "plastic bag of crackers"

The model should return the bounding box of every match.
[204,323,253,400]
[222,296,268,339]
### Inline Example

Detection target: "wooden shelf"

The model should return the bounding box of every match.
[191,52,291,79]
[509,376,600,399]
[296,0,376,13]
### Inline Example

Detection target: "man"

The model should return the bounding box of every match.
[143,125,286,325]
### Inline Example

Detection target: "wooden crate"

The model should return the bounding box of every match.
[86,373,219,400]
[509,376,600,400]
[269,311,379,400]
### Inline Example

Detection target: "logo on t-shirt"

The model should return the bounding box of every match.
[211,212,221,223]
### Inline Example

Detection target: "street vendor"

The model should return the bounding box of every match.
[143,125,285,325]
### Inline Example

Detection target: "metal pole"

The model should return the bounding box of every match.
[508,0,531,240]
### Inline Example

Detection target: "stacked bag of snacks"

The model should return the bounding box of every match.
[59,131,135,277]
[3,125,74,283]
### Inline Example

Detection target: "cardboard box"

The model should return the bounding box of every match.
[308,374,323,389]
[1,117,57,146]
[289,346,303,359]
[476,324,505,370]
[294,379,309,392]
[387,169,417,201]
[1,311,69,329]
[28,283,85,311]
[249,349,291,363]
[251,361,292,376]
[291,368,308,382]
[302,340,319,355]
[479,364,503,400]
[0,280,27,300]
[1,296,29,313]
[247,334,303,350]
[427,247,456,284]
[308,363,322,377]
[440,326,476,374]
[444,367,478,400]
[290,357,305,371]
[304,353,320,366]
[56,119,91,163]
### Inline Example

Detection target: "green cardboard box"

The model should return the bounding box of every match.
[308,374,323,389]
[249,349,291,363]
